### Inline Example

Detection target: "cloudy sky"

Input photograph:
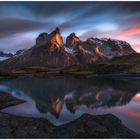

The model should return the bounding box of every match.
[0,1,140,53]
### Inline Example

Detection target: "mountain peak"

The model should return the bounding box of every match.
[66,32,81,48]
[51,27,60,35]
[70,32,76,37]
[36,32,48,45]
[55,27,60,33]
[49,27,64,47]
[35,27,63,48]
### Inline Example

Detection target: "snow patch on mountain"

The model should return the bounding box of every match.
[0,57,9,61]
[64,47,74,55]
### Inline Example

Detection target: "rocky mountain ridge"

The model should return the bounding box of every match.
[0,27,136,69]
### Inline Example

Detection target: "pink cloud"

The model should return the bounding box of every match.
[116,28,140,37]
[132,45,140,53]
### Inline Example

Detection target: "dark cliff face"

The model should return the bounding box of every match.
[0,28,137,69]
[36,32,49,46]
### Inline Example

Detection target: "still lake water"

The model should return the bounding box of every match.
[0,77,140,134]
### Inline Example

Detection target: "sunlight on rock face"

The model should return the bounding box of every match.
[95,47,108,59]
[52,100,63,114]
[56,33,63,46]
[51,33,63,47]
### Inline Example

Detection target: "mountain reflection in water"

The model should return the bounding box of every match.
[0,77,140,134]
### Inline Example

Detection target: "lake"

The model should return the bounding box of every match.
[0,76,140,134]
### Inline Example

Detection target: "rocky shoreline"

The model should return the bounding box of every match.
[0,92,139,138]
[0,92,25,110]
[0,68,140,80]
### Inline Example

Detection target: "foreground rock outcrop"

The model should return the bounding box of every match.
[0,81,139,138]
[0,112,139,138]
[0,92,25,109]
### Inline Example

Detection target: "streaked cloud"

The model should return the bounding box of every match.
[94,23,118,32]
[0,2,139,52]
[116,28,140,37]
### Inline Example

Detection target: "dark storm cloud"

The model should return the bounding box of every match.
[0,2,93,18]
[0,17,55,38]
[21,2,140,19]
[24,2,93,17]
[117,2,140,13]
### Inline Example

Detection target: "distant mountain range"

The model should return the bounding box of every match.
[0,49,25,61]
[0,52,13,61]
[0,27,137,69]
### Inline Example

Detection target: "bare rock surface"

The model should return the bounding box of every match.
[0,90,139,138]
[0,92,25,109]
[0,28,136,69]
[0,112,139,138]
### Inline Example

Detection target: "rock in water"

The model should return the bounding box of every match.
[0,92,25,109]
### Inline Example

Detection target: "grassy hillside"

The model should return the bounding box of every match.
[0,53,140,77]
